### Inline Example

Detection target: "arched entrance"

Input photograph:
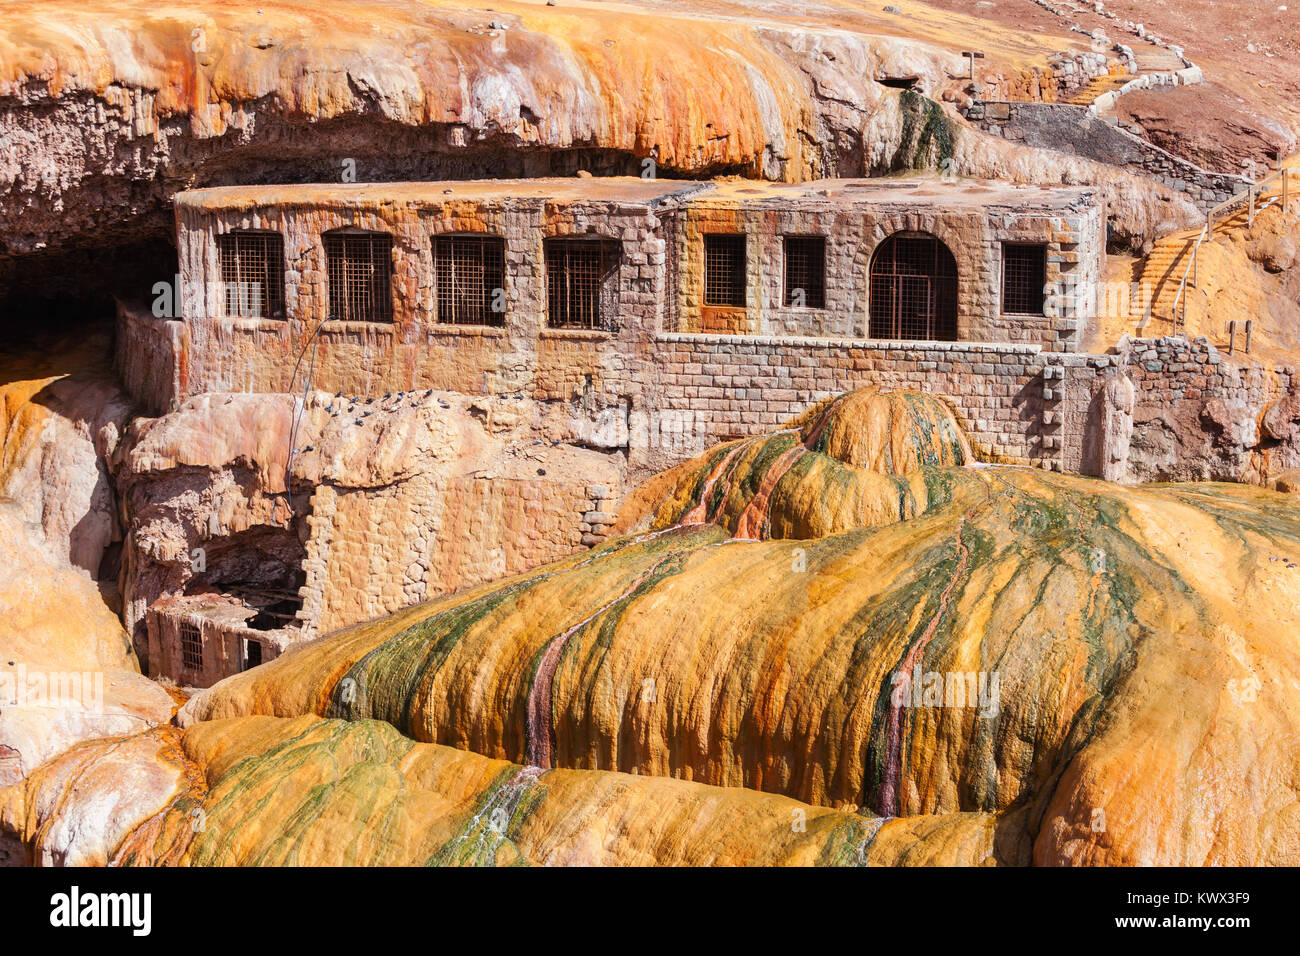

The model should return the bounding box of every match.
[869,232,958,340]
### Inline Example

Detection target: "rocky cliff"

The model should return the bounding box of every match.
[0,0,1199,310]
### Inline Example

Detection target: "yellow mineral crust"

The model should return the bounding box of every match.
[69,715,1002,866]
[180,389,1300,864]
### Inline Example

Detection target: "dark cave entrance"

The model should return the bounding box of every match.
[0,236,178,344]
[183,523,309,632]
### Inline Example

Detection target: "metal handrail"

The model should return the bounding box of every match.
[1170,225,1207,335]
[1207,167,1291,232]
[1170,167,1293,334]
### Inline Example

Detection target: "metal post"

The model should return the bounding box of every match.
[1245,319,1254,354]
[1228,320,1236,354]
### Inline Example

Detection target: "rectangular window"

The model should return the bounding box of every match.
[784,235,826,309]
[434,236,506,326]
[243,638,263,671]
[179,621,203,671]
[217,231,285,318]
[1002,243,1047,315]
[703,234,747,307]
[324,231,394,322]
[545,238,619,330]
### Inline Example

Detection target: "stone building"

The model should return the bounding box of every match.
[118,174,1108,686]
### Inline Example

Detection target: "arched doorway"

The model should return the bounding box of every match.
[869,232,958,340]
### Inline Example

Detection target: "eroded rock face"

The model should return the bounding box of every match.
[0,333,174,787]
[178,389,1300,865]
[113,386,624,670]
[0,0,1199,309]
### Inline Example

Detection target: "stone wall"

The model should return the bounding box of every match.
[648,332,1051,465]
[114,306,186,416]
[300,463,619,637]
[664,193,1099,351]
[963,102,1246,208]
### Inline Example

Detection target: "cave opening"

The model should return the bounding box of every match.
[0,236,178,345]
[184,523,309,632]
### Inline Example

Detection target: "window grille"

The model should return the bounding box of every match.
[1002,243,1048,315]
[434,236,506,326]
[784,235,826,309]
[703,234,747,307]
[869,233,958,340]
[545,238,618,330]
[217,231,285,318]
[324,231,394,322]
[179,621,203,671]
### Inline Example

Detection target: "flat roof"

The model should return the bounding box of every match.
[176,177,709,212]
[696,176,1096,210]
[175,174,1096,213]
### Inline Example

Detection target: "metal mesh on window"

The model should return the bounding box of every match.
[434,236,506,326]
[703,234,747,307]
[545,239,617,329]
[869,233,958,340]
[217,231,285,318]
[784,236,826,309]
[180,622,203,670]
[324,231,394,322]
[1002,243,1047,315]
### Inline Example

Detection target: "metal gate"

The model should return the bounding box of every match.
[869,233,958,340]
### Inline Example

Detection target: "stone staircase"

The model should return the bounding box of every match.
[1129,172,1294,335]
[1067,72,1130,107]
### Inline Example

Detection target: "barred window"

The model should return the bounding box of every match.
[545,238,619,330]
[703,234,747,307]
[869,232,958,341]
[323,230,394,322]
[1002,243,1047,315]
[217,231,285,318]
[179,621,203,671]
[434,236,506,326]
[784,235,826,309]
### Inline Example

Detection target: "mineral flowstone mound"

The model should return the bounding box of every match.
[176,388,1300,865]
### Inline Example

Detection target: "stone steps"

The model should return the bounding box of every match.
[1067,73,1131,107]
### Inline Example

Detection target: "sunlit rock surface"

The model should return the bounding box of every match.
[0,334,174,788]
[2,715,1008,866]
[180,388,1300,865]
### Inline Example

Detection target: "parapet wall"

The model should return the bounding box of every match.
[115,305,186,416]
[964,102,1245,208]
[648,333,1051,465]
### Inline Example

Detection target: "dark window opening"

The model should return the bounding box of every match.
[182,524,307,633]
[324,231,394,322]
[1003,243,1048,315]
[243,639,263,671]
[703,234,747,307]
[434,236,506,326]
[180,622,203,671]
[878,75,921,90]
[869,232,958,341]
[545,238,620,330]
[784,236,826,309]
[240,589,303,631]
[217,231,285,319]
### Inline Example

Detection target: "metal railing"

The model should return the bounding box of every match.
[1170,167,1294,334]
